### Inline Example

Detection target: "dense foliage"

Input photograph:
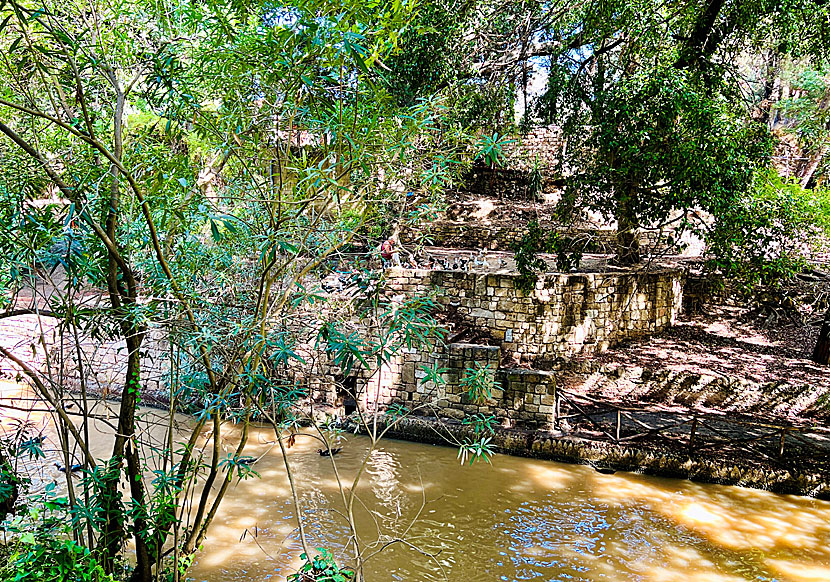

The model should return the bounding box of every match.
[388,0,830,264]
[2,0,830,581]
[0,0,477,580]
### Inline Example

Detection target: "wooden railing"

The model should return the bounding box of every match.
[551,385,830,471]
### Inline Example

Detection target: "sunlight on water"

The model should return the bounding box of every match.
[2,379,829,582]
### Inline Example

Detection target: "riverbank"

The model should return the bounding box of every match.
[3,292,828,498]
[2,360,828,499]
[361,415,830,499]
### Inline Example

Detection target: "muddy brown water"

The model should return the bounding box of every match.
[1,380,828,582]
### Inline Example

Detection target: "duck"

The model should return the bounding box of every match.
[54,462,83,473]
[317,448,342,457]
[237,456,257,466]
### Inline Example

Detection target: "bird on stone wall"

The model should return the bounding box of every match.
[472,249,489,270]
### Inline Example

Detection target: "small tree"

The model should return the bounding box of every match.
[705,170,830,362]
[0,0,477,580]
[563,67,771,264]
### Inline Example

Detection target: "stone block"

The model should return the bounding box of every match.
[444,408,464,420]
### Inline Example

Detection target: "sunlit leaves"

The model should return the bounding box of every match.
[384,402,408,419]
[459,361,499,403]
[457,436,494,466]
[461,412,498,438]
[707,169,830,285]
[288,547,354,582]
[418,362,448,390]
[318,322,370,376]
[474,132,514,168]
[218,453,260,482]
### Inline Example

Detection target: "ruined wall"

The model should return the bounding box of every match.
[2,262,683,433]
[458,126,565,199]
[387,267,684,362]
[345,342,558,429]
[295,266,684,429]
[504,125,565,170]
[458,167,542,200]
[0,313,170,401]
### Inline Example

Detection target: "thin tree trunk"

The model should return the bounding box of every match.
[759,49,780,126]
[813,305,830,365]
[615,188,640,265]
[800,141,828,189]
[96,85,152,581]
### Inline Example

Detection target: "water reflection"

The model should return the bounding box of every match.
[185,435,830,582]
[2,380,828,582]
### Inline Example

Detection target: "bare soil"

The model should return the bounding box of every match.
[564,304,830,423]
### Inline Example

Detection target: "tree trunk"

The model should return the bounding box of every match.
[675,0,727,68]
[97,86,153,581]
[799,141,828,189]
[614,188,640,265]
[813,305,830,365]
[759,49,781,126]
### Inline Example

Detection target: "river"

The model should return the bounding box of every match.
[1,380,828,582]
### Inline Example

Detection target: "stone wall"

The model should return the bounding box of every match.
[368,415,830,498]
[458,166,543,200]
[458,126,565,199]
[0,313,170,402]
[2,263,682,434]
[387,267,684,362]
[294,266,684,430]
[504,125,565,170]
[344,342,559,429]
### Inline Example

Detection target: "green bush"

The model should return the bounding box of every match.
[1,503,116,582]
[513,221,583,291]
[707,170,830,286]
